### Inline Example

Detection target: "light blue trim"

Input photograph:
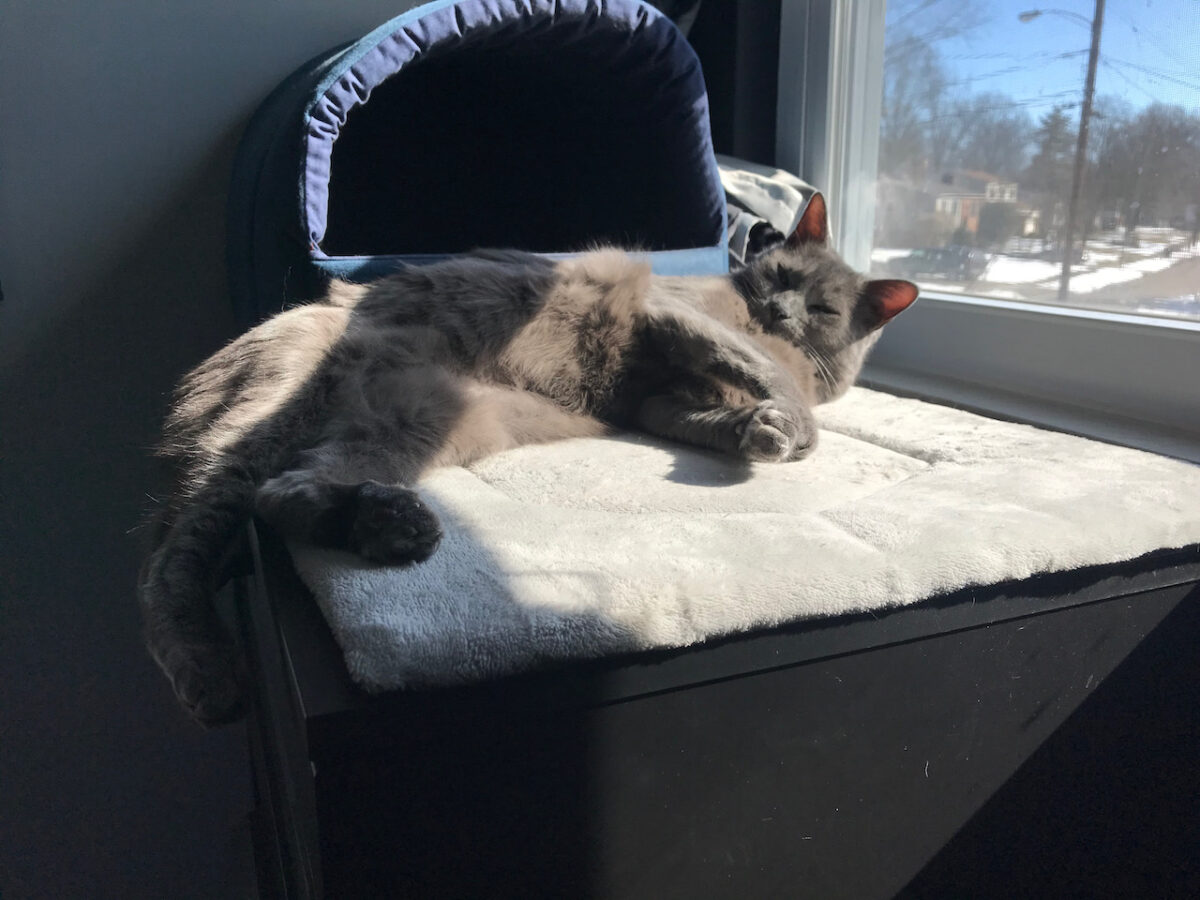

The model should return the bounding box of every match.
[632,246,730,276]
[313,246,729,283]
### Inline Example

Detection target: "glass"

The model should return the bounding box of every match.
[871,0,1200,321]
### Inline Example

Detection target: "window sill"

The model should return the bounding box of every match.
[864,290,1200,458]
[861,363,1200,465]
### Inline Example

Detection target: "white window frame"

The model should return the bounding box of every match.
[775,0,1200,458]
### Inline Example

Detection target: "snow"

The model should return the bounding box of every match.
[870,239,1198,300]
[1129,257,1176,274]
[980,258,1080,284]
[915,282,1024,301]
[1032,255,1186,293]
[1056,267,1143,293]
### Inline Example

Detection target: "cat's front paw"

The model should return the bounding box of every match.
[350,482,443,565]
[738,400,816,462]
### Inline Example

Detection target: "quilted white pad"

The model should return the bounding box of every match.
[288,388,1200,692]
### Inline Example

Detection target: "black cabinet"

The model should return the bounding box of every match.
[237,523,1200,899]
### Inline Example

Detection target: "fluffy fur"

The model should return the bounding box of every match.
[138,195,917,724]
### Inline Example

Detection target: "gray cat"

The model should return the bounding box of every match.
[138,194,917,725]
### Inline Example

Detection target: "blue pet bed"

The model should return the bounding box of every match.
[227,0,729,326]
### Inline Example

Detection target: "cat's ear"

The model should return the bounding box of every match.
[787,192,829,247]
[863,279,918,327]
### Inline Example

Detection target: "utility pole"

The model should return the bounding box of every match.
[1059,0,1105,301]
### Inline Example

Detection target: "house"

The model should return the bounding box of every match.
[1018,207,1042,236]
[935,169,1019,233]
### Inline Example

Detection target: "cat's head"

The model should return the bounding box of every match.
[733,193,918,400]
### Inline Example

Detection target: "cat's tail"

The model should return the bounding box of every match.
[137,461,262,726]
[139,386,334,725]
[139,302,351,725]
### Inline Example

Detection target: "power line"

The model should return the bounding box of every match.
[1100,60,1162,104]
[1103,57,1200,94]
[938,52,1090,89]
[943,49,1089,63]
[1110,8,1195,72]
[887,93,1081,128]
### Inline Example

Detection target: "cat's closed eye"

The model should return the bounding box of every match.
[808,303,839,316]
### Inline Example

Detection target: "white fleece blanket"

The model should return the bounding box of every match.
[289,389,1200,692]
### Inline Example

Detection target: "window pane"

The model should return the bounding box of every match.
[872,0,1200,321]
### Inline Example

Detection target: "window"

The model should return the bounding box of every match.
[872,0,1200,323]
[776,0,1200,450]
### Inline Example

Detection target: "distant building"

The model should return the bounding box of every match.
[934,194,985,232]
[935,170,1018,233]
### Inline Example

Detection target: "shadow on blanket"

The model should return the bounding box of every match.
[661,441,754,487]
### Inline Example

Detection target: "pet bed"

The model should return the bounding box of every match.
[289,387,1200,692]
[226,0,729,326]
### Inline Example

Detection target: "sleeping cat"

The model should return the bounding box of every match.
[138,193,917,725]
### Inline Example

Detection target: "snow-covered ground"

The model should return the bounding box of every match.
[871,235,1200,299]
[912,282,1025,300]
[1026,247,1198,293]
[1062,267,1144,293]
[980,258,1082,284]
[870,248,912,263]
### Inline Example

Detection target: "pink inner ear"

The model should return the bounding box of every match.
[787,192,828,246]
[868,279,919,323]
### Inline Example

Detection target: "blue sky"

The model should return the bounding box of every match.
[888,0,1200,115]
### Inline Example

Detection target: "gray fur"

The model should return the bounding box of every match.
[139,212,916,725]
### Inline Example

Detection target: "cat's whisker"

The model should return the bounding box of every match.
[821,353,836,390]
[805,343,835,395]
[819,348,836,386]
[819,354,839,398]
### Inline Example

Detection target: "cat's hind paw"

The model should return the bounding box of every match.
[167,644,247,727]
[350,482,443,566]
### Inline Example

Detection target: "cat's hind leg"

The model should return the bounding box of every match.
[258,378,607,563]
[256,442,443,565]
[257,363,472,564]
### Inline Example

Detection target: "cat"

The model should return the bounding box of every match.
[138,193,917,725]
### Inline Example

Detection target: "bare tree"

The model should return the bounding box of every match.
[879,35,950,180]
[885,0,989,65]
[953,93,1034,179]
[880,0,1011,181]
[1088,102,1200,229]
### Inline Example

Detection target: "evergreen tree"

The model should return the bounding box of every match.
[1023,106,1076,236]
